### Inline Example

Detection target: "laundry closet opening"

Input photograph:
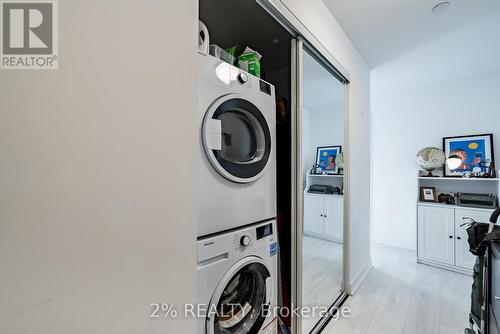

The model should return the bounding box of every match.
[198,1,348,333]
[199,0,294,329]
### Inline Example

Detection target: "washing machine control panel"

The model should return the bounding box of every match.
[233,233,254,249]
[240,235,251,247]
[197,220,277,265]
[256,223,273,239]
[231,221,275,252]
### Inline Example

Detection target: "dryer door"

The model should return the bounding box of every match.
[202,94,272,184]
[206,256,273,334]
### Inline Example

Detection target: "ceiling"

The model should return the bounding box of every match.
[323,0,500,68]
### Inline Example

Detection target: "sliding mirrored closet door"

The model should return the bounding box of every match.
[293,39,347,334]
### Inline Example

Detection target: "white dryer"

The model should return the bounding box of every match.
[197,220,278,334]
[198,52,276,237]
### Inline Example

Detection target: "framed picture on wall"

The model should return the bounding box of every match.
[420,186,437,202]
[443,134,495,177]
[315,145,342,175]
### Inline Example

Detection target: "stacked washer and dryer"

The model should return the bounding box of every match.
[196,47,278,334]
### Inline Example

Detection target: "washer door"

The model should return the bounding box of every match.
[202,94,271,184]
[206,256,273,334]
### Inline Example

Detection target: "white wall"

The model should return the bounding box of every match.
[0,4,372,332]
[0,1,197,333]
[302,51,345,179]
[280,0,372,292]
[371,12,500,250]
[302,106,344,179]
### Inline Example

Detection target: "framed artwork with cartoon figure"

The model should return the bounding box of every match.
[315,146,342,175]
[443,134,494,177]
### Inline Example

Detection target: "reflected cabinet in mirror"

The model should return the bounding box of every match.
[300,49,345,334]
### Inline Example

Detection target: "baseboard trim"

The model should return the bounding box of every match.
[417,257,472,276]
[349,260,372,295]
[373,236,416,251]
[304,231,343,244]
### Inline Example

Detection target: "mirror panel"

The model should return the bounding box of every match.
[300,49,345,334]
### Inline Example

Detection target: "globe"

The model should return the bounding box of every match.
[416,147,446,177]
[335,152,344,170]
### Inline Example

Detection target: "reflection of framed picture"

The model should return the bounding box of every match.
[420,186,437,202]
[315,146,342,175]
[443,134,494,177]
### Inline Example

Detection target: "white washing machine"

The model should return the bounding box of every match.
[198,52,276,237]
[197,220,278,334]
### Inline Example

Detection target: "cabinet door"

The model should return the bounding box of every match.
[455,208,493,270]
[324,196,343,242]
[303,194,324,235]
[417,205,455,265]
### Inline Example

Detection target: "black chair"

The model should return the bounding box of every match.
[465,207,500,334]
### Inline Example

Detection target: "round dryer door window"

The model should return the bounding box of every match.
[206,256,272,334]
[202,94,271,184]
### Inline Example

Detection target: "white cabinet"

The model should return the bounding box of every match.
[324,196,343,241]
[417,204,494,273]
[417,206,455,265]
[304,193,324,235]
[304,193,343,243]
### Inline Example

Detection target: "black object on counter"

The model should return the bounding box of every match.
[308,185,341,195]
[438,193,456,205]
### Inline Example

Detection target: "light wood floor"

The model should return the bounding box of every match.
[324,244,472,334]
[302,235,343,333]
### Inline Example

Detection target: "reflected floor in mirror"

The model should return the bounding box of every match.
[302,235,343,334]
[324,244,471,334]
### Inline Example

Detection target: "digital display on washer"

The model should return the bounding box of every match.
[256,223,273,240]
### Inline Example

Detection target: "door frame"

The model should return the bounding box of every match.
[256,1,352,332]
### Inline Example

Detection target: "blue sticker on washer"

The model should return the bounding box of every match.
[270,243,278,256]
